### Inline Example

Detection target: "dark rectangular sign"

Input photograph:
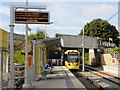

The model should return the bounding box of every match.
[14,11,50,24]
[68,52,78,55]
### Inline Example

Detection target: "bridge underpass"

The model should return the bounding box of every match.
[33,34,99,78]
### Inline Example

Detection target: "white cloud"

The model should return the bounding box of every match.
[0,5,10,16]
[0,5,10,32]
[1,0,120,2]
[0,21,10,31]
[115,24,118,30]
[81,4,116,17]
[115,24,120,33]
[0,2,118,37]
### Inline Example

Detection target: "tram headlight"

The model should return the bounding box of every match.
[68,63,70,66]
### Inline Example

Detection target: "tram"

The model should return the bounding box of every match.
[64,50,80,70]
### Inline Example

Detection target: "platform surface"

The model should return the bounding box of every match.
[34,66,86,89]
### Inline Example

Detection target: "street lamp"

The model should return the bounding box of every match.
[23,0,31,88]
[82,28,85,72]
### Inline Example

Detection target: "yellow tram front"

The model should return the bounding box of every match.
[65,50,80,70]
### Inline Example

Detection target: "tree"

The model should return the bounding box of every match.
[28,33,36,40]
[28,29,46,40]
[35,30,46,39]
[80,18,119,46]
[14,50,25,65]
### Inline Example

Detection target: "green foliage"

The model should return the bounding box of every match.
[28,34,36,40]
[14,50,25,65]
[112,47,120,54]
[84,53,89,65]
[80,18,119,46]
[36,30,46,39]
[28,30,46,40]
[78,48,89,65]
[78,48,82,52]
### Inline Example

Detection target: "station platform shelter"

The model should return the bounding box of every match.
[33,34,99,79]
[0,28,9,89]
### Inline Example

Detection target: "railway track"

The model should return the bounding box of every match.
[77,65,120,89]
[72,71,98,89]
[85,65,120,80]
[84,65,120,85]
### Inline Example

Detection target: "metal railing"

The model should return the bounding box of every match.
[14,65,24,88]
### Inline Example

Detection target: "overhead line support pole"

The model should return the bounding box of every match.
[82,28,85,72]
[9,5,15,88]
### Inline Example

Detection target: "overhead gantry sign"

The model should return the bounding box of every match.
[9,5,50,88]
[15,11,50,24]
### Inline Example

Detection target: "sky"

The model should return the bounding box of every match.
[0,0,120,37]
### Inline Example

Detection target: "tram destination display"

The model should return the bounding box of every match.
[14,11,49,24]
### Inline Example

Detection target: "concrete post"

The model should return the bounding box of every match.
[23,0,32,88]
[82,28,85,72]
[23,24,31,88]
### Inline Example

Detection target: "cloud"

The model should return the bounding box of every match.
[0,5,10,30]
[0,5,10,16]
[0,21,10,30]
[1,0,119,2]
[114,24,120,33]
[47,3,86,28]
[81,4,116,17]
[0,2,118,37]
[47,25,82,35]
[115,24,118,30]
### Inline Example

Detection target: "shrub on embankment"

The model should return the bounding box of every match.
[112,47,120,54]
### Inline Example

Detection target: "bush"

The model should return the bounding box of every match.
[84,53,89,65]
[14,50,25,65]
[112,47,120,54]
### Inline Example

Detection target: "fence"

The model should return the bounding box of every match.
[14,65,24,88]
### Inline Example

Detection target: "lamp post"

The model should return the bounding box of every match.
[23,0,31,88]
[82,28,85,72]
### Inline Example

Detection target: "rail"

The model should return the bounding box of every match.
[78,65,120,89]
[84,68,120,85]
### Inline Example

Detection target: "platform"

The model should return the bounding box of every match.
[34,66,86,89]
[103,65,120,76]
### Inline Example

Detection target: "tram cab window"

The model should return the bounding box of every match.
[68,55,78,62]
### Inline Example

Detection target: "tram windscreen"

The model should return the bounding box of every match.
[68,52,78,62]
